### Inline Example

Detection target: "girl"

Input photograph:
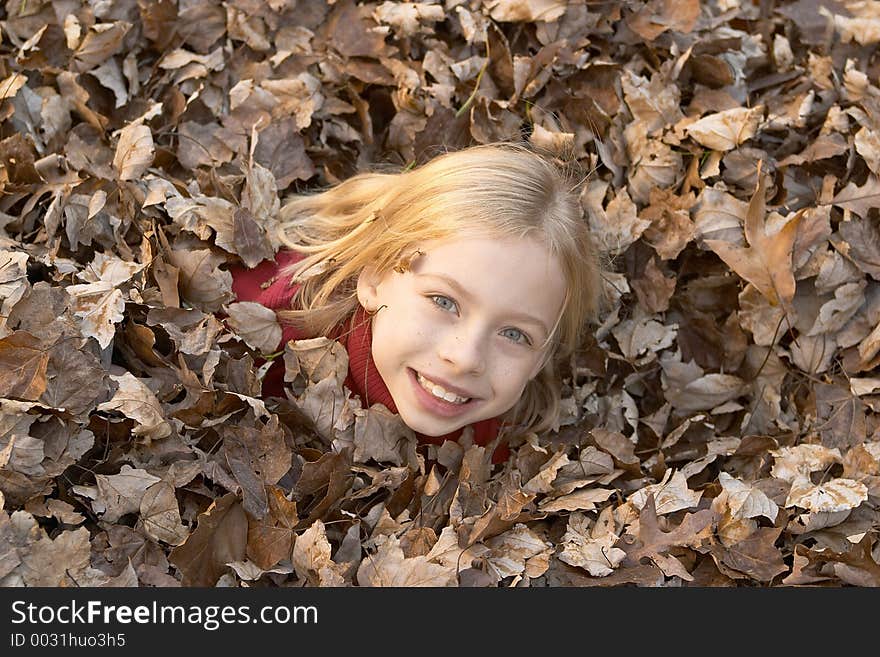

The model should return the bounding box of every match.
[228,143,602,463]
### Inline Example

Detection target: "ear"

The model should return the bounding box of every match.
[356,265,383,311]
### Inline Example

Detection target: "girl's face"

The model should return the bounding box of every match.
[357,234,567,437]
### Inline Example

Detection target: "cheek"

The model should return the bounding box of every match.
[493,358,537,394]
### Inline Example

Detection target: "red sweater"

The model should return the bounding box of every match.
[228,250,509,463]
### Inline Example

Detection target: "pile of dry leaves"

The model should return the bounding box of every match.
[2,0,880,587]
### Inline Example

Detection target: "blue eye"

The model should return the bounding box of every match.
[429,295,532,346]
[501,327,531,345]
[430,295,457,312]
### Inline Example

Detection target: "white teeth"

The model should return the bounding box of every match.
[416,372,470,404]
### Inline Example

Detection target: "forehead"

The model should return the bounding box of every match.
[408,235,567,327]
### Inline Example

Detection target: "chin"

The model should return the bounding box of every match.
[401,415,465,437]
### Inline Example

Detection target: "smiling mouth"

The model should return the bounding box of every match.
[415,371,472,404]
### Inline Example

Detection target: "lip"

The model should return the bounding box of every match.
[414,369,478,398]
[408,368,479,418]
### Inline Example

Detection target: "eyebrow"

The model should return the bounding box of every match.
[418,273,551,336]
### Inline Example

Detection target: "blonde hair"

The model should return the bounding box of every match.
[274,142,602,436]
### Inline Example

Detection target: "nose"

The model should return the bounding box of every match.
[436,322,486,375]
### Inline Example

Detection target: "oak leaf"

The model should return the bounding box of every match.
[357,534,455,587]
[292,519,348,586]
[558,508,626,577]
[622,494,715,581]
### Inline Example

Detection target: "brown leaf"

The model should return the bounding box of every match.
[96,372,172,442]
[622,494,715,580]
[232,207,274,268]
[253,119,315,190]
[631,258,675,313]
[705,165,804,306]
[139,481,188,546]
[284,337,349,385]
[831,175,880,219]
[485,0,567,23]
[75,465,161,523]
[625,0,700,40]
[169,493,248,586]
[715,527,787,583]
[323,0,394,58]
[558,508,627,577]
[815,383,867,450]
[353,404,417,466]
[145,306,224,356]
[357,534,455,586]
[73,22,132,72]
[165,246,233,313]
[222,418,292,519]
[224,301,282,353]
[247,485,298,570]
[292,519,348,586]
[293,449,353,526]
[18,528,90,586]
[0,331,48,401]
[641,189,697,260]
[837,213,880,278]
[591,428,640,471]
[685,106,764,151]
[113,123,155,181]
[64,281,125,349]
[824,535,880,586]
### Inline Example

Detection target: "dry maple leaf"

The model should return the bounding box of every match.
[353,404,418,467]
[704,163,804,307]
[247,485,299,570]
[18,526,91,587]
[77,465,161,523]
[628,468,702,515]
[168,493,248,586]
[225,301,282,353]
